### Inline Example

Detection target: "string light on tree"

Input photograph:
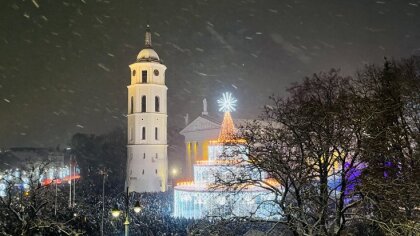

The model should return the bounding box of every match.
[217,92,237,112]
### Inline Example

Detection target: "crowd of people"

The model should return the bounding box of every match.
[66,178,277,235]
[68,179,196,235]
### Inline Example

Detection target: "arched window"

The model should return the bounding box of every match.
[155,127,158,140]
[142,70,147,83]
[130,96,134,114]
[132,70,136,76]
[141,96,146,112]
[142,127,146,140]
[155,96,160,112]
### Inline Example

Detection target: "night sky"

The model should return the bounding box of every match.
[1,0,419,153]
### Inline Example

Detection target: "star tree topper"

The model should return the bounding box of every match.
[217,92,237,112]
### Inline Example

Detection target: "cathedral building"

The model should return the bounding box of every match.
[174,94,279,219]
[180,99,247,180]
[126,26,168,192]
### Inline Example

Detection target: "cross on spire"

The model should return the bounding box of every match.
[145,24,152,48]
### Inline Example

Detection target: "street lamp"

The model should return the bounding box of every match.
[99,167,109,236]
[171,167,179,188]
[111,187,141,236]
[133,200,141,213]
[171,168,178,177]
[111,204,121,218]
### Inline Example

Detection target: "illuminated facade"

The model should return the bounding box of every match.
[180,99,248,179]
[180,114,220,179]
[0,148,80,197]
[0,165,80,197]
[174,94,279,219]
[126,26,168,192]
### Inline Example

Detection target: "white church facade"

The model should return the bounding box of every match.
[126,26,168,192]
[180,101,248,180]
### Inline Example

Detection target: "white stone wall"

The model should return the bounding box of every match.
[126,60,168,193]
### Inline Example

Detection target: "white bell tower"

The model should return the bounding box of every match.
[126,25,168,192]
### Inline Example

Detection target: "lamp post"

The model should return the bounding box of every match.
[99,168,108,236]
[171,167,179,188]
[111,187,141,236]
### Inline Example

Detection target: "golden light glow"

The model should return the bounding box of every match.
[218,112,235,142]
[176,181,195,186]
[195,160,241,165]
[202,140,209,160]
[111,210,121,218]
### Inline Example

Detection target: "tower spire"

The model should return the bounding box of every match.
[145,25,152,48]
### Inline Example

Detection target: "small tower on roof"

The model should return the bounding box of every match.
[145,25,152,48]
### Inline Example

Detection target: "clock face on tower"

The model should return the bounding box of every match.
[154,69,159,76]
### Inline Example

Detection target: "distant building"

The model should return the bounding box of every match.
[0,147,67,171]
[0,147,79,196]
[174,102,279,219]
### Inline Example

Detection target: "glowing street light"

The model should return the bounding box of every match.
[171,168,178,177]
[133,201,141,213]
[111,204,121,218]
[110,187,141,236]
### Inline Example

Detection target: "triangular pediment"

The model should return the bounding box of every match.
[180,116,221,135]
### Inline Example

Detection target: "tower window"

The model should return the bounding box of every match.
[143,153,146,159]
[130,96,134,114]
[142,70,147,83]
[142,169,144,175]
[155,96,160,112]
[155,127,158,140]
[141,96,146,112]
[155,169,158,174]
[132,70,136,76]
[142,127,146,140]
